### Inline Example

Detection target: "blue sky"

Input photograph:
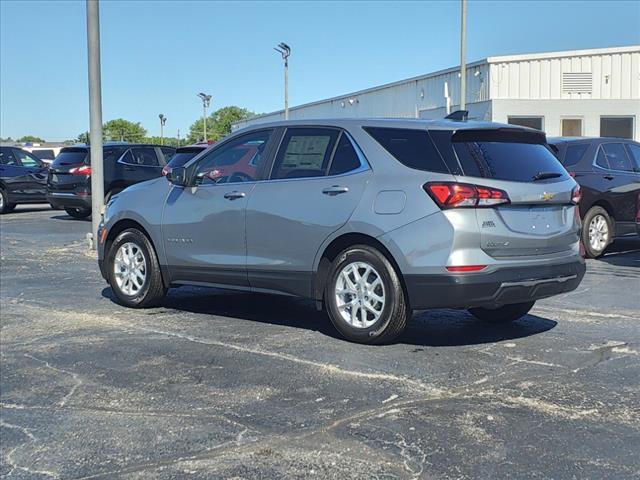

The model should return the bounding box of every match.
[1,0,639,141]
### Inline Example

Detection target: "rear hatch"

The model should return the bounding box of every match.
[48,148,89,191]
[449,128,579,257]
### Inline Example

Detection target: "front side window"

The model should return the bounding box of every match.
[13,149,42,168]
[602,143,634,172]
[130,147,160,166]
[563,144,589,167]
[271,128,339,179]
[0,148,18,166]
[194,130,272,185]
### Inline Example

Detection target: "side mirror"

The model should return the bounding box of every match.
[166,166,188,187]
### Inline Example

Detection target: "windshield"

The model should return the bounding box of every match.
[51,149,87,167]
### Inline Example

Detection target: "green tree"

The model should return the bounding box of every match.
[103,119,147,142]
[17,135,45,143]
[143,136,187,147]
[187,106,254,143]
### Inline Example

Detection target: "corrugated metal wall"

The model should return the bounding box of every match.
[489,49,640,100]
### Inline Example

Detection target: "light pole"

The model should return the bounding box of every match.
[459,0,467,111]
[86,0,104,250]
[197,92,212,141]
[159,114,166,145]
[274,42,291,120]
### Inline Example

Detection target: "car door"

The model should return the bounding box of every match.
[9,148,48,200]
[162,129,275,287]
[116,146,164,190]
[593,142,639,225]
[246,127,370,297]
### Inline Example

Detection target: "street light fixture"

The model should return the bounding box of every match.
[274,42,291,120]
[197,92,212,141]
[158,113,166,145]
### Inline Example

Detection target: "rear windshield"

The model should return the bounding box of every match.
[451,129,567,182]
[51,149,87,167]
[33,149,55,160]
[167,148,205,168]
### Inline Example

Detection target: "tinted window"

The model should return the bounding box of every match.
[601,117,634,140]
[0,148,18,165]
[167,148,205,169]
[271,128,339,179]
[329,134,361,176]
[625,144,640,172]
[595,148,609,169]
[52,149,87,167]
[452,130,566,182]
[32,149,55,160]
[563,144,589,167]
[194,130,271,185]
[365,127,448,173]
[602,143,634,172]
[161,147,176,163]
[13,149,42,168]
[124,147,159,166]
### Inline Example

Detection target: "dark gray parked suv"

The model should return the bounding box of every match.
[97,118,585,344]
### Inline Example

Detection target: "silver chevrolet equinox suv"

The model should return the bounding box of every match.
[98,117,586,344]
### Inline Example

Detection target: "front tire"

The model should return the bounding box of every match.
[324,245,409,344]
[107,228,166,308]
[468,301,535,324]
[582,206,612,259]
[65,207,91,219]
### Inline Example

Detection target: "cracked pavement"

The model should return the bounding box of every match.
[1,205,639,479]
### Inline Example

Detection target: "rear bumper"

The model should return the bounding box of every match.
[405,260,586,310]
[47,191,92,210]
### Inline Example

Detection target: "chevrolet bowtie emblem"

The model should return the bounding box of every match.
[541,192,555,201]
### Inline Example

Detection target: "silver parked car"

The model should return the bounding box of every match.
[97,117,585,344]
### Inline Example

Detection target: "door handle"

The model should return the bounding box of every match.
[603,175,614,180]
[224,191,246,200]
[322,185,349,196]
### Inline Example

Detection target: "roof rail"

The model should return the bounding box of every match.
[445,110,469,121]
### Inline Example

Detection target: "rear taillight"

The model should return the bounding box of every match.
[571,185,582,205]
[446,265,487,272]
[69,165,91,175]
[425,182,510,209]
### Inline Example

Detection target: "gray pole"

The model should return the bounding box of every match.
[460,0,467,111]
[284,56,289,120]
[203,104,207,141]
[86,0,104,249]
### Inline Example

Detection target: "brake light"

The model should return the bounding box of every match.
[446,265,487,272]
[425,182,510,209]
[571,185,582,205]
[69,165,91,175]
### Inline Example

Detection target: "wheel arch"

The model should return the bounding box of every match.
[313,232,407,306]
[585,199,616,223]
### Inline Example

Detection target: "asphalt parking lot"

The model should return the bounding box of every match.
[1,205,639,479]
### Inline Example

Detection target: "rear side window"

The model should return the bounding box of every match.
[625,144,640,172]
[329,134,361,176]
[595,148,609,169]
[0,148,18,165]
[52,149,87,167]
[602,143,634,172]
[451,130,566,182]
[364,127,449,173]
[563,144,589,167]
[33,149,55,160]
[124,147,160,166]
[271,128,339,179]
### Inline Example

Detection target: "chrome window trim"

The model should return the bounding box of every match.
[592,142,639,175]
[116,147,163,168]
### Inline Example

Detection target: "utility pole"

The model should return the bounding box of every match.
[274,42,291,119]
[197,93,211,141]
[177,128,180,147]
[86,0,104,249]
[459,0,467,111]
[159,114,166,145]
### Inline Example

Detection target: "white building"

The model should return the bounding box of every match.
[234,46,640,140]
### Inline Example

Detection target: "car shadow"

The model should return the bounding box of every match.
[4,205,53,215]
[102,285,557,347]
[599,236,640,268]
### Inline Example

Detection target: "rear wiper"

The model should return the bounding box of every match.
[532,171,563,181]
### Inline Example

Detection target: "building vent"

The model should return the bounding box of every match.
[562,72,592,94]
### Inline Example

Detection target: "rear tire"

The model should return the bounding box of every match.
[582,206,612,259]
[0,188,16,214]
[65,207,91,219]
[107,228,166,308]
[468,301,535,324]
[324,245,409,344]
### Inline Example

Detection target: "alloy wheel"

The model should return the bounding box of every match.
[113,242,147,296]
[335,261,385,328]
[588,214,609,252]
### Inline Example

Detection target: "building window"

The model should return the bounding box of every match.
[507,116,543,131]
[561,118,583,137]
[600,116,634,140]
